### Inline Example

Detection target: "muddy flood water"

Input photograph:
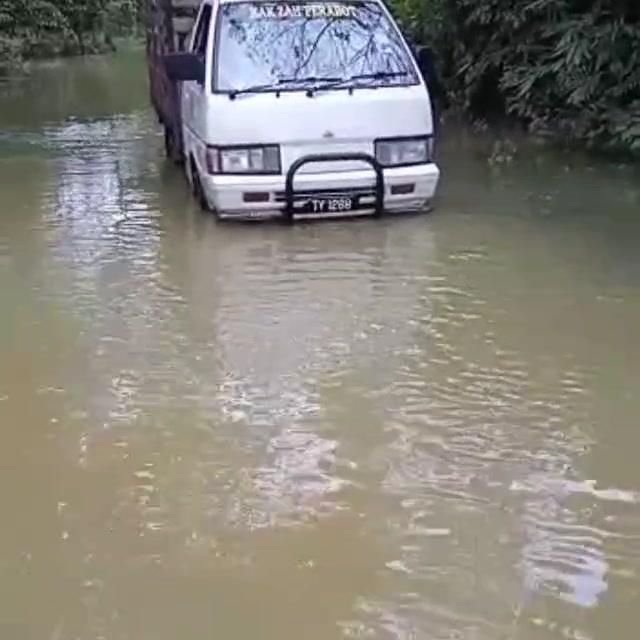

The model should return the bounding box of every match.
[1,51,640,640]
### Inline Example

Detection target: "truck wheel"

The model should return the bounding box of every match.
[190,160,211,212]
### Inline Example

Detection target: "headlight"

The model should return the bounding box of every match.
[206,145,281,175]
[375,137,434,167]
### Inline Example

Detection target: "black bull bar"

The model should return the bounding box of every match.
[284,153,385,221]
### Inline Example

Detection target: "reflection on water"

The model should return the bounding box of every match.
[1,52,640,640]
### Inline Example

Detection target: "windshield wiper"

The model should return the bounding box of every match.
[349,71,409,82]
[228,83,281,99]
[277,75,343,85]
[276,75,344,96]
[311,71,411,93]
[228,72,409,99]
[229,76,343,99]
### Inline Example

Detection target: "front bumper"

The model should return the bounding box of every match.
[201,162,440,220]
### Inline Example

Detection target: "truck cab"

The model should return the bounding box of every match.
[158,0,440,220]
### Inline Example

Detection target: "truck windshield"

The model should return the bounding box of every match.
[215,1,418,93]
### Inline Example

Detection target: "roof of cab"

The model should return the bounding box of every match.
[218,0,296,3]
[218,0,374,3]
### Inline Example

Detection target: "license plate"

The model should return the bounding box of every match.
[302,196,357,214]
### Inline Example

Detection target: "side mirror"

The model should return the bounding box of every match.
[163,53,205,84]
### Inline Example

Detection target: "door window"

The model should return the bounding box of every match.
[191,4,213,60]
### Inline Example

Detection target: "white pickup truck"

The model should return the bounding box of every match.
[147,0,440,220]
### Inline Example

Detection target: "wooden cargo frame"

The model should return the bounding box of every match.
[145,0,202,162]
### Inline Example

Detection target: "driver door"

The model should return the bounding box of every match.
[183,2,213,151]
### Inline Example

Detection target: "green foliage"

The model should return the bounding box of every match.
[390,0,640,155]
[0,36,23,74]
[0,0,143,68]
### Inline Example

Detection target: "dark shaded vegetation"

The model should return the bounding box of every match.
[392,0,640,155]
[0,0,143,72]
[1,0,638,155]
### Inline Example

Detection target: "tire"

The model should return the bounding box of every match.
[190,160,211,213]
